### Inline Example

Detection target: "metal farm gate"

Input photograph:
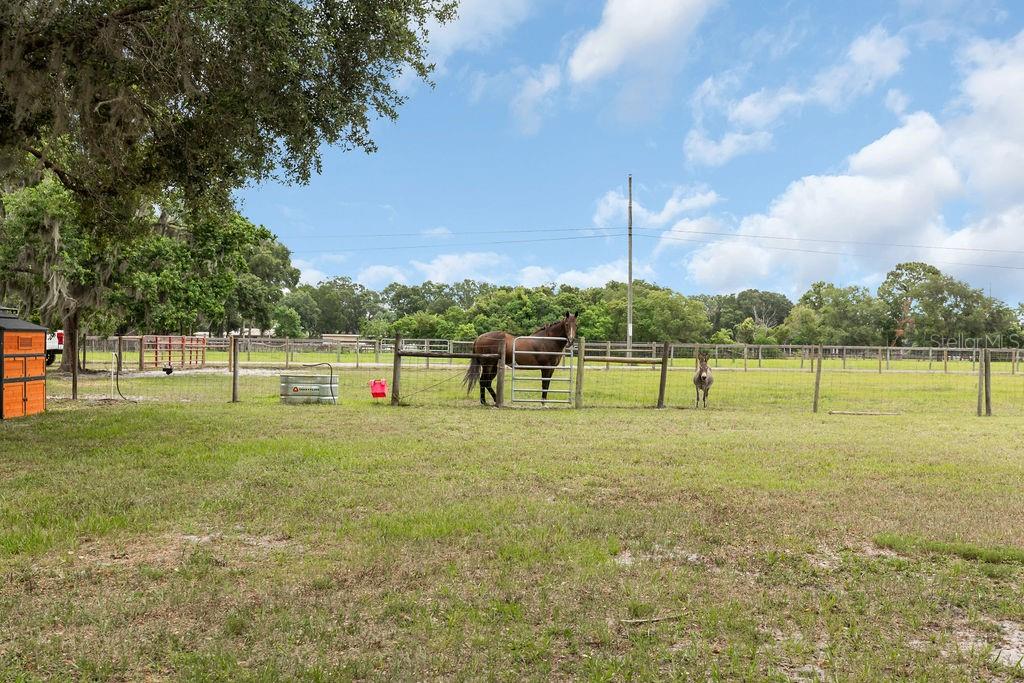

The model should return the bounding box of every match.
[510,336,575,405]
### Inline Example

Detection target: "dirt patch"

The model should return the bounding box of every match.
[761,627,829,682]
[614,545,709,569]
[992,620,1024,669]
[910,618,1024,669]
[858,542,899,559]
[71,530,301,569]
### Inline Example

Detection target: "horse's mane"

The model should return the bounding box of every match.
[531,318,566,336]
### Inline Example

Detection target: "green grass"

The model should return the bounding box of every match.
[875,533,1024,565]
[2,402,1024,680]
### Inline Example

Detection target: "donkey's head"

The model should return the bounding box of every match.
[695,352,711,381]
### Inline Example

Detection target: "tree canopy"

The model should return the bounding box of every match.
[1,0,455,223]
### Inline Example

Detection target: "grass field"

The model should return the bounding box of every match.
[2,401,1024,680]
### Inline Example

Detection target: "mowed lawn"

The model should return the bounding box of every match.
[2,403,1024,681]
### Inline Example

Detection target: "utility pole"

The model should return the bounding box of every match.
[627,174,633,358]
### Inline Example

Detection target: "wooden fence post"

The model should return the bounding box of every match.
[878,347,883,374]
[758,345,762,368]
[70,330,79,400]
[977,348,984,416]
[116,336,123,373]
[355,340,360,368]
[812,344,823,413]
[657,341,670,409]
[231,335,240,403]
[943,348,948,374]
[375,338,381,365]
[391,334,402,406]
[1012,348,1018,376]
[496,336,507,408]
[574,337,585,409]
[605,340,611,371]
[886,347,891,371]
[743,345,748,372]
[985,348,992,417]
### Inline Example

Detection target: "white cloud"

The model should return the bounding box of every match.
[593,184,720,228]
[885,88,910,114]
[518,265,556,287]
[678,30,1024,299]
[690,70,745,125]
[684,240,776,293]
[519,259,654,288]
[510,63,562,135]
[410,252,507,283]
[567,0,718,84]
[684,112,961,291]
[293,259,326,286]
[356,265,407,288]
[928,206,1024,297]
[426,0,533,72]
[654,216,725,255]
[684,128,773,166]
[421,226,453,239]
[728,26,909,128]
[948,30,1024,209]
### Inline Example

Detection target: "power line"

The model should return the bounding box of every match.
[285,223,1024,257]
[289,233,611,254]
[631,226,1024,256]
[285,226,1024,272]
[636,233,1024,271]
[284,225,616,240]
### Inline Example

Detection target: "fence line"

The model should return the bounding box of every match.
[49,336,1024,415]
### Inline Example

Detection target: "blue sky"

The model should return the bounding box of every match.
[237,0,1024,304]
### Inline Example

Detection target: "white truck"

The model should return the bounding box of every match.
[46,330,64,366]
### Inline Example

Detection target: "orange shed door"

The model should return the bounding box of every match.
[24,357,46,378]
[3,356,25,379]
[2,383,25,418]
[24,380,45,416]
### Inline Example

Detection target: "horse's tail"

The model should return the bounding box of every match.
[463,356,481,394]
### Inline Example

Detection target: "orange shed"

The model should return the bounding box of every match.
[0,308,47,420]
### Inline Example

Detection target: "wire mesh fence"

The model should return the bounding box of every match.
[45,336,1024,416]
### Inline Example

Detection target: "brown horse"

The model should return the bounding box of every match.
[464,312,578,405]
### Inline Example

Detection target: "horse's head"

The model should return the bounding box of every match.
[562,311,579,344]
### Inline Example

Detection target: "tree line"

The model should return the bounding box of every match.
[274,261,1023,348]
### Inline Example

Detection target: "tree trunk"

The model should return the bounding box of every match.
[58,309,80,373]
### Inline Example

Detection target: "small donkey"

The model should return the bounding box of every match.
[693,351,714,408]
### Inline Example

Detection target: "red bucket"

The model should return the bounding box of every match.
[369,379,388,399]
